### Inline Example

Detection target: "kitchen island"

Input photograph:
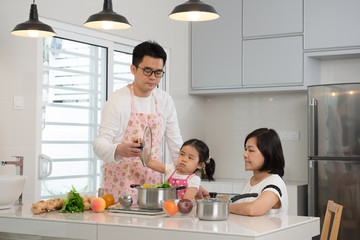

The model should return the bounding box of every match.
[0,204,319,240]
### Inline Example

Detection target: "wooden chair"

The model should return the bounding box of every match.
[320,200,343,240]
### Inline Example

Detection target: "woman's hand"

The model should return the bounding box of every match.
[115,143,141,158]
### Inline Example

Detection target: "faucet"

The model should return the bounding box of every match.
[1,156,24,205]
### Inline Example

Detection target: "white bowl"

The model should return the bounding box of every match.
[0,175,27,209]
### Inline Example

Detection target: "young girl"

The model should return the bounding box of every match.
[229,128,288,216]
[145,139,215,200]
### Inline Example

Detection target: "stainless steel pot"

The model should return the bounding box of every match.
[130,184,185,209]
[196,198,230,221]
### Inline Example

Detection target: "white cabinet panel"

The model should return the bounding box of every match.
[305,0,360,49]
[243,0,303,37]
[191,0,242,90]
[243,36,303,87]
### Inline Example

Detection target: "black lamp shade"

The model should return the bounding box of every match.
[84,0,131,29]
[11,4,56,38]
[169,0,220,22]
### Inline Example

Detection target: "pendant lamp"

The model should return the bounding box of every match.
[11,1,56,38]
[84,0,131,30]
[169,0,220,22]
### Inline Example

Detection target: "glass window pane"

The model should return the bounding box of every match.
[50,161,91,177]
[42,125,90,141]
[42,36,106,199]
[42,144,91,159]
[113,50,133,92]
[41,178,90,197]
[43,107,91,124]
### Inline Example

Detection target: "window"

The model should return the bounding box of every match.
[41,37,107,198]
[40,25,169,199]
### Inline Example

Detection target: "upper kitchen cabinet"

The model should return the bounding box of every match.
[243,36,303,88]
[190,0,242,93]
[243,0,303,38]
[304,0,360,49]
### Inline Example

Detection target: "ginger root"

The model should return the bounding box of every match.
[31,195,96,215]
[31,198,64,215]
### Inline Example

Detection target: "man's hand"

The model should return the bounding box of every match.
[115,143,142,158]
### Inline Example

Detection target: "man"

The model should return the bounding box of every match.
[93,41,183,201]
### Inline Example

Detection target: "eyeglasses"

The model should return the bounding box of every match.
[137,66,165,78]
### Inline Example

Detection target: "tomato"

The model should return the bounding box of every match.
[102,194,115,208]
[163,200,178,216]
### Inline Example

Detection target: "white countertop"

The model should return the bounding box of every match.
[0,204,319,240]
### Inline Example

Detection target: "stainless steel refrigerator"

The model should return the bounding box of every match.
[308,83,360,240]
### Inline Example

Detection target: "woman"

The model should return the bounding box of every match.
[230,128,288,216]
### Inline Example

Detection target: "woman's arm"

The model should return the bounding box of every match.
[229,191,280,216]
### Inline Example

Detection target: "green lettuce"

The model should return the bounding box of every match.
[60,190,85,213]
[151,181,171,188]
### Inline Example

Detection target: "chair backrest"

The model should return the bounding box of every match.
[321,200,343,240]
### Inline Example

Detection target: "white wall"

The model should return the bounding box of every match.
[204,92,308,182]
[0,0,205,204]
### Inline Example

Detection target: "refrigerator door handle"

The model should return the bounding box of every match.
[309,98,318,156]
[308,160,318,217]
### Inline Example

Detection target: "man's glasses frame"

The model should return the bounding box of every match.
[137,66,165,78]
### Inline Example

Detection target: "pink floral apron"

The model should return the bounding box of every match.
[103,86,162,202]
[168,170,196,199]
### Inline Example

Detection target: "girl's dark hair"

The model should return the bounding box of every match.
[244,128,285,177]
[132,41,167,67]
[181,139,215,181]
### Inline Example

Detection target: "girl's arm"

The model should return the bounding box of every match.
[146,159,165,173]
[229,191,280,216]
[182,187,198,200]
[182,175,201,200]
[138,145,166,173]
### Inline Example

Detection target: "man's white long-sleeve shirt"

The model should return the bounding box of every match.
[93,86,183,164]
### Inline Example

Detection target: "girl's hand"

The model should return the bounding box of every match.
[183,187,198,200]
[195,185,209,199]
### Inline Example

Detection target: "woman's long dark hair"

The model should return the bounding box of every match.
[244,128,285,177]
[181,139,215,181]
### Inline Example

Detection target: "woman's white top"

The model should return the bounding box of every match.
[93,86,183,164]
[234,174,288,215]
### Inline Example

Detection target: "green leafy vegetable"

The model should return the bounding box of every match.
[60,190,85,213]
[151,181,172,188]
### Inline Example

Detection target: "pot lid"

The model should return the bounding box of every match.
[140,126,152,167]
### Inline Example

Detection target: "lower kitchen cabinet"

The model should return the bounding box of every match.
[201,179,307,216]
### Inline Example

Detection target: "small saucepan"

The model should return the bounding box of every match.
[130,184,186,210]
[196,192,259,221]
[196,197,231,221]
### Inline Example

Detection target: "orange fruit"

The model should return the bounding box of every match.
[163,200,178,216]
[102,194,115,208]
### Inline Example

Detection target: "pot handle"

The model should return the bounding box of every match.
[209,192,217,198]
[130,184,141,188]
[176,186,186,191]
